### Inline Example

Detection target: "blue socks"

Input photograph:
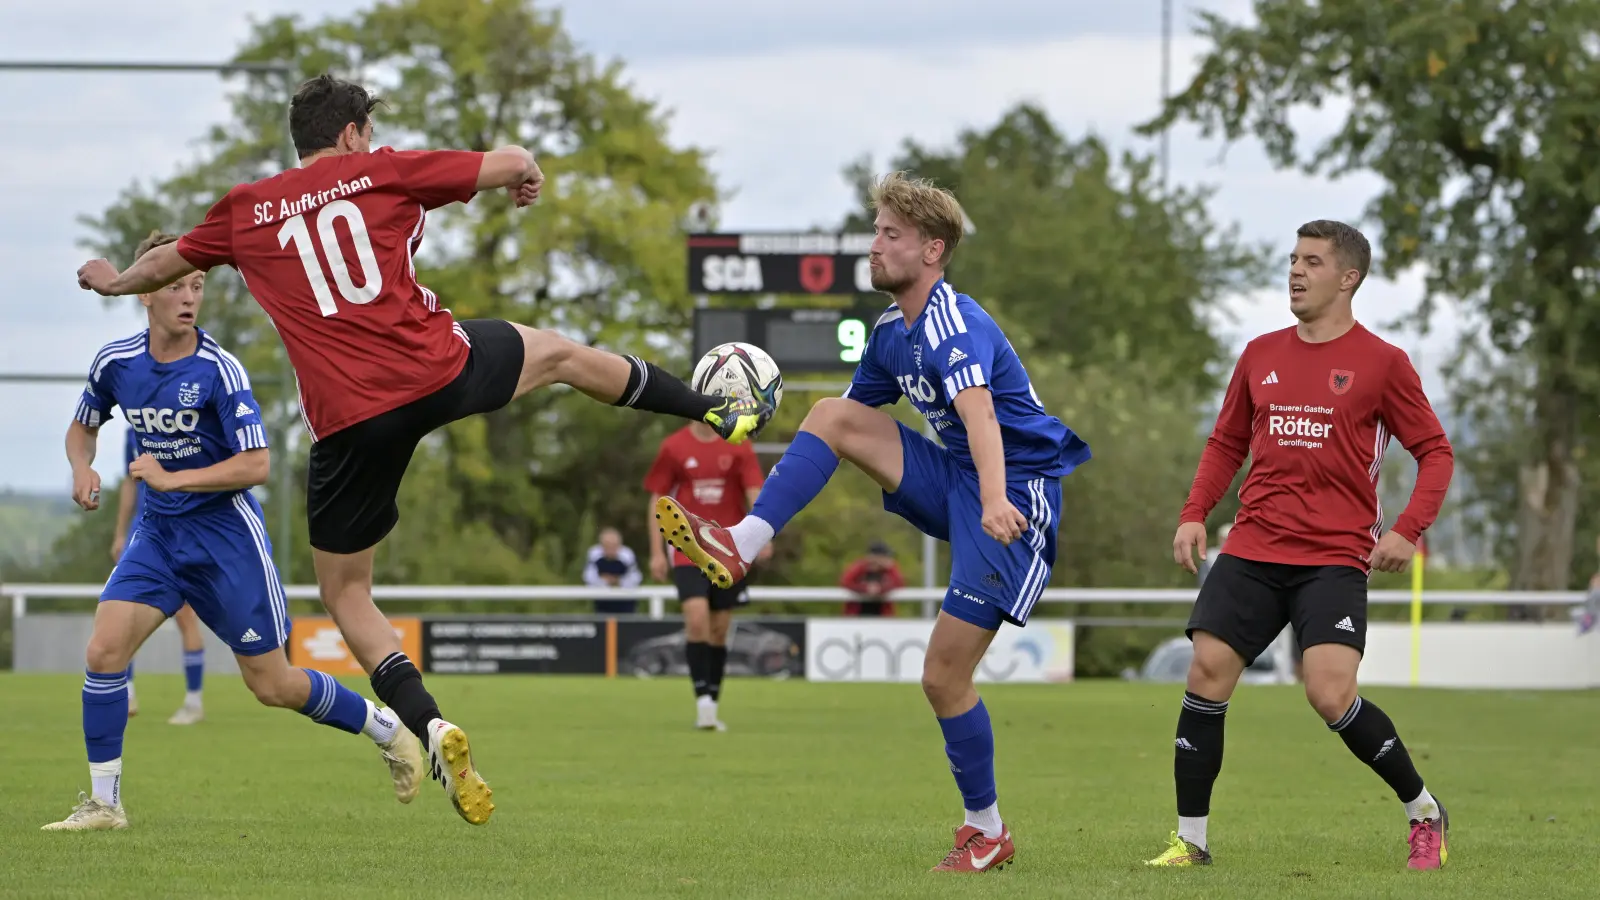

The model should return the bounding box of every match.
[299,669,370,734]
[749,431,839,534]
[183,649,204,694]
[83,669,130,763]
[938,699,998,811]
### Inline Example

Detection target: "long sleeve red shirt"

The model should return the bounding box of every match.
[1180,323,1454,571]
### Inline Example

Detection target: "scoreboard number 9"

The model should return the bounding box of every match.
[836,318,868,363]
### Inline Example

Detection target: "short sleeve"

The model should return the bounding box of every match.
[175,189,236,271]
[378,147,483,210]
[841,329,902,407]
[642,439,680,495]
[923,301,997,403]
[206,347,269,454]
[74,357,117,428]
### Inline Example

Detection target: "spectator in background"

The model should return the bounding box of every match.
[585,527,642,614]
[840,541,905,617]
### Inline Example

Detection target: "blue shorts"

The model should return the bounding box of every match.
[102,492,288,656]
[882,422,1061,630]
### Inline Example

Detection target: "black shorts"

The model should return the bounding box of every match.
[672,565,749,612]
[1188,553,1367,665]
[307,319,524,554]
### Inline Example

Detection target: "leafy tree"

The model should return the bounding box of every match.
[1141,0,1600,589]
[844,104,1275,393]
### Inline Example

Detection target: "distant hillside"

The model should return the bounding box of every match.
[0,489,77,573]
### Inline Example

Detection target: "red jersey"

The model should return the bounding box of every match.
[1180,323,1453,570]
[175,147,484,439]
[644,426,765,566]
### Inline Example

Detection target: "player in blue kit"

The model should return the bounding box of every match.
[43,232,425,832]
[658,172,1091,872]
[114,427,209,725]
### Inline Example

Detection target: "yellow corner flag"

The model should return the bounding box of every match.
[1409,535,1427,685]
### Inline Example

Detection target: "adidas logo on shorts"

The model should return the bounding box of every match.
[241,628,262,643]
[1334,616,1356,632]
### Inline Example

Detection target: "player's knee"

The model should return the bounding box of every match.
[919,657,968,710]
[243,667,300,709]
[1303,673,1357,723]
[84,634,132,674]
[520,327,577,382]
[1186,639,1243,698]
[801,397,861,444]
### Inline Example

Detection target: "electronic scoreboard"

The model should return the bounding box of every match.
[687,232,884,374]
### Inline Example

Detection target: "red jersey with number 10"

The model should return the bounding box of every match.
[175,147,484,440]
[1179,323,1454,571]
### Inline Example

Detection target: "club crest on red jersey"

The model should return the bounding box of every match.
[1328,369,1355,396]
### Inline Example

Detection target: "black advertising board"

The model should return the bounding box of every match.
[615,618,807,679]
[422,618,608,675]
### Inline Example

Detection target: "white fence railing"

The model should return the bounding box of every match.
[2,583,1584,622]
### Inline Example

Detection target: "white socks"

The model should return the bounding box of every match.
[965,803,1003,839]
[728,516,775,564]
[1178,815,1208,850]
[90,759,122,807]
[183,690,202,709]
[1405,787,1439,823]
[361,701,400,745]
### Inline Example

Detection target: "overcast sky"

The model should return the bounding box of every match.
[0,0,1462,493]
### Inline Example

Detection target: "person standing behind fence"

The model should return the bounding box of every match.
[584,527,643,614]
[840,541,905,616]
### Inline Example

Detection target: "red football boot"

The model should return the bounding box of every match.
[931,824,1015,873]
[655,497,748,590]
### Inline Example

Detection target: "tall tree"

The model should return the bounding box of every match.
[1141,0,1600,589]
[844,104,1274,393]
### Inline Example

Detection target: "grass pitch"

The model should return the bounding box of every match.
[4,674,1597,898]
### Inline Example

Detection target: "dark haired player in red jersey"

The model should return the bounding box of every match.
[644,420,769,731]
[1144,220,1455,872]
[75,74,771,826]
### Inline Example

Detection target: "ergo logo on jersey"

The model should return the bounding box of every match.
[126,408,201,434]
[897,374,938,404]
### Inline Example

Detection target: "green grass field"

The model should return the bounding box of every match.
[4,675,1598,899]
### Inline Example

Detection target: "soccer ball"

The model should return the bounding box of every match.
[692,342,783,410]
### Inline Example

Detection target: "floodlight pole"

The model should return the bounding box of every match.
[0,59,301,579]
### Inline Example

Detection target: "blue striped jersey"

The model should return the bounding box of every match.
[843,280,1091,480]
[77,328,268,517]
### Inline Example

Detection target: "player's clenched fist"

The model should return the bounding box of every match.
[1368,530,1416,573]
[507,160,544,208]
[128,453,178,492]
[981,496,1028,545]
[77,258,118,294]
[72,466,102,511]
[1173,521,1208,574]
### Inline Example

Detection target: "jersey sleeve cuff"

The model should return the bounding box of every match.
[75,400,106,428]
[235,423,270,451]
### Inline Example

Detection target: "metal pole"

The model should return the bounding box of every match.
[1160,0,1173,189]
[1,58,298,578]
[275,68,300,581]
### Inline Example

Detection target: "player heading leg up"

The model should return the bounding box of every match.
[46,234,422,831]
[76,75,774,825]
[1146,220,1454,871]
[658,172,1091,872]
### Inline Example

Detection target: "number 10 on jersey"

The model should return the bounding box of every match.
[277,199,384,317]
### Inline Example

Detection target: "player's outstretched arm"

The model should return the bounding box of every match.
[130,448,269,494]
[952,386,1027,545]
[78,241,197,296]
[65,421,102,511]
